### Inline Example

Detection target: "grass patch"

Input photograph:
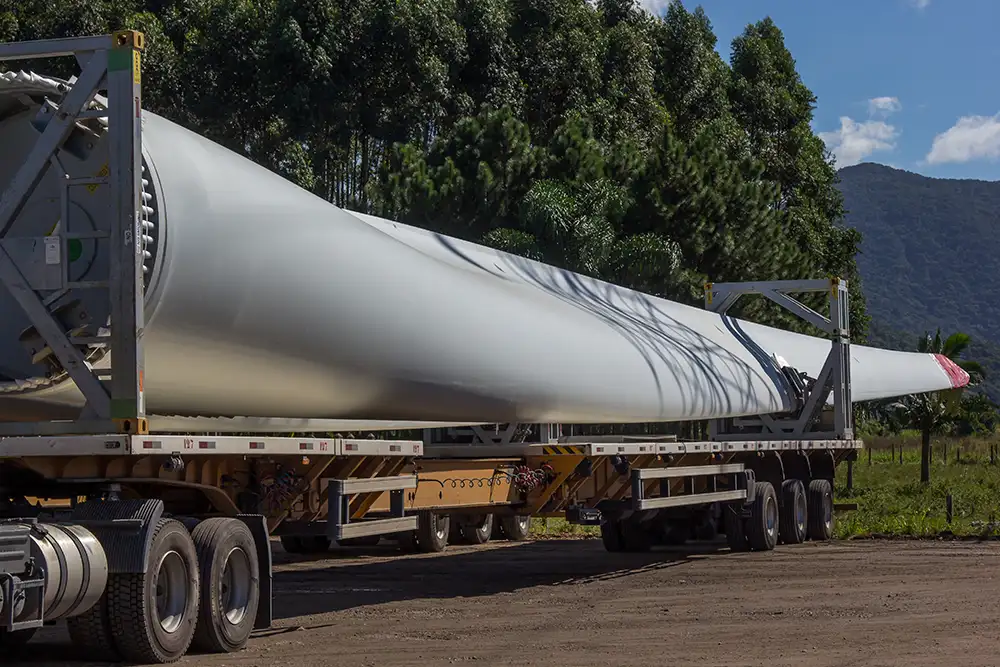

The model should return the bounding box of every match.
[836,437,1000,539]
[529,516,599,539]
[523,437,1000,542]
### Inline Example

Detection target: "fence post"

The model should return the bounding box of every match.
[899,443,903,465]
[946,493,953,524]
[992,444,996,466]
[868,447,872,466]
[847,459,854,492]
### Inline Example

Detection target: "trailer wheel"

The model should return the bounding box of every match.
[779,479,808,545]
[279,535,303,554]
[457,514,494,545]
[746,481,779,552]
[600,519,624,552]
[499,515,531,542]
[190,518,260,654]
[723,504,749,552]
[301,536,333,554]
[338,535,382,547]
[416,512,450,552]
[66,593,118,660]
[807,479,834,541]
[108,518,200,664]
[620,520,652,553]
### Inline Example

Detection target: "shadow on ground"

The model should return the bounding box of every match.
[8,538,727,665]
[264,537,726,624]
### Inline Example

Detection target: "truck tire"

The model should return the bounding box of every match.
[499,515,531,542]
[108,518,200,664]
[600,519,624,552]
[279,535,303,554]
[417,512,450,553]
[807,479,834,541]
[457,514,493,545]
[190,518,260,654]
[724,504,749,552]
[779,479,808,545]
[338,535,382,547]
[66,594,119,661]
[620,519,652,553]
[746,481,779,552]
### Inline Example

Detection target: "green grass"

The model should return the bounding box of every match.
[525,436,1000,542]
[835,436,1000,539]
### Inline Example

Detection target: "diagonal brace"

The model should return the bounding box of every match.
[0,247,111,416]
[0,51,108,239]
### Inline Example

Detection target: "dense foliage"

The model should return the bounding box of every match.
[1,0,867,335]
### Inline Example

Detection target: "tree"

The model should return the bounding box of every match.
[891,329,984,483]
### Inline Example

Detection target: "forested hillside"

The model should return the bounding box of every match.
[837,163,1000,397]
[838,163,1000,344]
[0,0,867,336]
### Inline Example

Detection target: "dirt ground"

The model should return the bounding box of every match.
[11,536,1000,667]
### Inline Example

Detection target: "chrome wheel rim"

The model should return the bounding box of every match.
[220,547,251,626]
[154,550,188,634]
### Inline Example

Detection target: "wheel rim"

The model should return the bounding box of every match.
[474,516,490,535]
[825,492,833,526]
[220,547,252,626]
[435,517,447,541]
[765,496,777,535]
[796,494,807,530]
[517,515,530,531]
[154,550,189,634]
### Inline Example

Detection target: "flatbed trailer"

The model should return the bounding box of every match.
[0,32,861,664]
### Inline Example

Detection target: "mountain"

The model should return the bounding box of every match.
[836,162,1000,398]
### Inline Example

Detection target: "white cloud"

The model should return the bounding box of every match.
[909,0,930,9]
[868,96,902,117]
[637,0,672,15]
[819,118,899,167]
[819,96,903,167]
[925,114,1000,165]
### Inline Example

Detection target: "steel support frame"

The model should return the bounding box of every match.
[327,474,419,541]
[0,33,146,436]
[422,423,561,448]
[704,278,854,441]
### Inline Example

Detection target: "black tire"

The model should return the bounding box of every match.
[66,594,119,661]
[746,481,779,552]
[662,519,690,546]
[279,535,303,554]
[0,627,37,657]
[190,518,260,654]
[416,512,450,553]
[338,535,382,547]
[458,514,493,545]
[779,479,808,545]
[724,504,749,552]
[108,518,201,664]
[600,520,624,552]
[620,520,652,553]
[499,514,531,542]
[807,479,834,541]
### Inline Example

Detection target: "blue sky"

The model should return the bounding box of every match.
[643,0,1000,181]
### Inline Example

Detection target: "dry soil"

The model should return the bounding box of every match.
[10,537,1000,667]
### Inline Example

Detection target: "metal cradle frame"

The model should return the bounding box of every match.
[0,33,146,437]
[703,278,854,441]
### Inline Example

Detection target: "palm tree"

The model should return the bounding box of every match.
[892,329,984,483]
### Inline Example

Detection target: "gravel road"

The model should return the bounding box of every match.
[11,537,1000,667]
